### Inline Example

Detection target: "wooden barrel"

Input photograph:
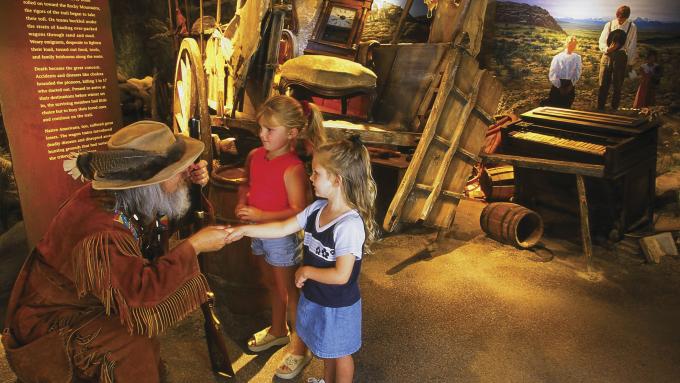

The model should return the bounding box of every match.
[480,202,543,249]
[479,166,514,201]
[206,165,270,314]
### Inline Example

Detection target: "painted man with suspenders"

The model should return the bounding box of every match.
[597,5,638,111]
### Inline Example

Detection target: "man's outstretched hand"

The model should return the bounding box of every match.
[188,226,233,254]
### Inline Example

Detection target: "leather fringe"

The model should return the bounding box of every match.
[126,274,210,337]
[72,329,116,383]
[74,232,210,337]
[100,354,116,383]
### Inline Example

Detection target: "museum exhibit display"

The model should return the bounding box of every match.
[0,1,679,382]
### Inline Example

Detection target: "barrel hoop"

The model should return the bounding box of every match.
[499,205,515,244]
[508,208,524,245]
[480,205,488,231]
[480,204,493,232]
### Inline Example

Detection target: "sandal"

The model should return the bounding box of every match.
[275,352,312,379]
[247,327,290,352]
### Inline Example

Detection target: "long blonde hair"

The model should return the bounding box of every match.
[316,137,379,252]
[256,95,327,150]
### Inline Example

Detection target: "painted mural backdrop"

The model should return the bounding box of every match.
[488,1,680,114]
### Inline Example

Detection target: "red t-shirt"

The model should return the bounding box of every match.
[247,147,303,212]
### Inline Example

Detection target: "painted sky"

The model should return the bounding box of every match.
[499,1,680,22]
[379,1,680,22]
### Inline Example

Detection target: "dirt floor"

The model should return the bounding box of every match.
[2,199,678,383]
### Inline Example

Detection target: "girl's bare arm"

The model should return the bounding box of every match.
[225,215,302,242]
[295,254,356,287]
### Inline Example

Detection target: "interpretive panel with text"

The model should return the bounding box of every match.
[0,0,121,247]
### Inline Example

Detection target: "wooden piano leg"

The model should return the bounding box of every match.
[576,175,593,272]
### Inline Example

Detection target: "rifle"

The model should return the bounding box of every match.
[188,117,235,379]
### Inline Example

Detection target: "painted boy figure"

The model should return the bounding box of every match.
[597,5,638,111]
[541,36,582,109]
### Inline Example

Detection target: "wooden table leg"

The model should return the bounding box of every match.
[576,174,593,272]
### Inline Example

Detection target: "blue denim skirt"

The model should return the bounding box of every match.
[296,292,362,358]
[251,233,301,267]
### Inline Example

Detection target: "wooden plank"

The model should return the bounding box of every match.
[481,153,605,178]
[576,174,593,272]
[451,86,496,126]
[424,57,502,228]
[414,71,442,119]
[411,54,447,132]
[373,43,449,130]
[455,146,481,164]
[224,116,422,147]
[383,50,503,231]
[520,107,649,135]
[428,0,470,44]
[428,0,488,57]
[527,106,642,125]
[383,46,461,231]
[420,70,484,220]
[324,120,420,147]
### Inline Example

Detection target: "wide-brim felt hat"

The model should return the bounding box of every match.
[63,120,204,190]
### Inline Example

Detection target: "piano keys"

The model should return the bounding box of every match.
[500,107,659,240]
[508,130,607,156]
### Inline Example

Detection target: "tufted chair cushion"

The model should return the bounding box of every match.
[279,55,377,90]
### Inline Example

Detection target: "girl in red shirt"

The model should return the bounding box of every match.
[236,95,326,379]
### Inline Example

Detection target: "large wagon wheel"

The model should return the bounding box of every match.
[173,38,213,164]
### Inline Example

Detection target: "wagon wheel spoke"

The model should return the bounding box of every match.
[172,38,212,163]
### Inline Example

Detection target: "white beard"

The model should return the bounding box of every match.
[163,182,191,221]
[115,181,191,223]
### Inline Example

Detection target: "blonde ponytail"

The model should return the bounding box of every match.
[304,102,327,150]
[316,137,379,253]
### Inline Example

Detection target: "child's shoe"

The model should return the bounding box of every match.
[247,327,290,352]
[307,378,325,383]
[275,352,312,379]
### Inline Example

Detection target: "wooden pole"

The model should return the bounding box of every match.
[263,4,286,99]
[216,0,222,25]
[390,0,414,44]
[185,0,191,32]
[576,174,593,272]
[199,0,204,56]
[168,0,177,50]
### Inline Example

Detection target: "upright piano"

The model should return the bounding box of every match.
[499,107,658,241]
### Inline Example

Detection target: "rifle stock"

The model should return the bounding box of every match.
[189,118,235,379]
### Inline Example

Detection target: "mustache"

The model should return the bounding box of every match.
[115,181,191,223]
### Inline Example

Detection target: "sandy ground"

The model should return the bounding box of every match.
[3,199,678,383]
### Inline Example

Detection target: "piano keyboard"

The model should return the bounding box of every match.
[509,131,606,156]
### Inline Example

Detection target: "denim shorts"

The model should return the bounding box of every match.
[296,293,362,358]
[251,233,301,267]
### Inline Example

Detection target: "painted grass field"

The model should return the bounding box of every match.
[488,23,680,115]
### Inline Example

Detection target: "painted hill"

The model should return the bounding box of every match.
[495,1,564,33]
[362,2,430,43]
